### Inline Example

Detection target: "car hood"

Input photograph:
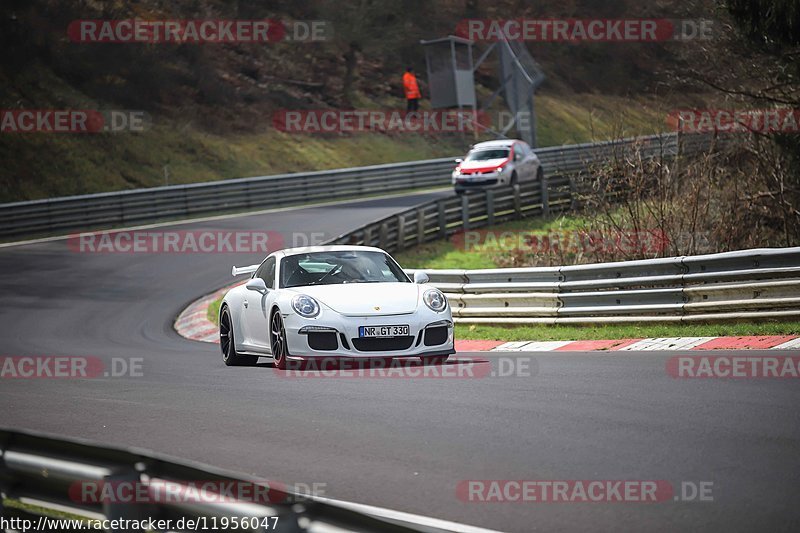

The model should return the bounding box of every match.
[289,282,421,316]
[460,158,508,171]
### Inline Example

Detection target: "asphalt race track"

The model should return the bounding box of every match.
[1,191,799,532]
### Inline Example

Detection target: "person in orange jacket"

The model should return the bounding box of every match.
[403,67,421,112]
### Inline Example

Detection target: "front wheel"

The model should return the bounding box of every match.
[220,306,258,366]
[510,172,518,188]
[421,355,449,365]
[271,311,290,370]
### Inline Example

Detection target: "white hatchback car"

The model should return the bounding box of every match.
[220,246,454,369]
[452,139,542,194]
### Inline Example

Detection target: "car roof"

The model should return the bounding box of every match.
[274,245,387,259]
[470,139,520,149]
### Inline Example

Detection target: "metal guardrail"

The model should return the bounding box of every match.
[321,134,797,324]
[412,248,800,324]
[0,132,713,239]
[0,158,455,239]
[328,133,718,255]
[0,428,444,532]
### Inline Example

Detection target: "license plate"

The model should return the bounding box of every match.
[359,325,409,338]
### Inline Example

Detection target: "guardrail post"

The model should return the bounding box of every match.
[416,208,425,244]
[103,471,152,531]
[363,226,372,246]
[379,222,389,249]
[118,195,125,225]
[540,173,550,218]
[513,184,522,217]
[569,176,579,211]
[396,215,406,251]
[437,201,447,239]
[486,190,495,226]
[461,194,470,231]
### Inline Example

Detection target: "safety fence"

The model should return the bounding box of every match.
[406,248,800,324]
[0,428,446,532]
[324,146,798,324]
[0,132,715,239]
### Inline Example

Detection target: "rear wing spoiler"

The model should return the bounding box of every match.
[231,264,259,277]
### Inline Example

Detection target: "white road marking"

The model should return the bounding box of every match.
[513,340,574,352]
[771,338,800,350]
[619,337,716,351]
[311,495,502,533]
[492,341,532,351]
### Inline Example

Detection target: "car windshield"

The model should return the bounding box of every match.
[280,250,410,288]
[465,148,509,161]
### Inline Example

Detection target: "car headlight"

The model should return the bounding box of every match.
[292,294,320,318]
[423,289,447,312]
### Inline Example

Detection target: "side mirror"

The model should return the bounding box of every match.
[413,271,429,284]
[455,158,463,164]
[246,278,268,292]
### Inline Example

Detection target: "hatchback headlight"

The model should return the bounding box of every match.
[423,289,447,312]
[292,294,320,318]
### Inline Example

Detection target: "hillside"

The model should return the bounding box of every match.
[0,0,728,202]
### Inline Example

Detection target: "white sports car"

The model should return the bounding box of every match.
[220,245,454,369]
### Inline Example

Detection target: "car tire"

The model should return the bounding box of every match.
[421,355,449,365]
[510,172,518,187]
[220,306,258,367]
[455,189,465,196]
[537,166,544,181]
[271,310,289,370]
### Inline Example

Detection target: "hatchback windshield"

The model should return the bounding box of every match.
[465,148,510,161]
[280,250,410,288]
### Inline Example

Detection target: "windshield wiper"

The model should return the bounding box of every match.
[308,265,342,285]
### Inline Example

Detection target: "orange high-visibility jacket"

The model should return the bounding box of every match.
[403,72,421,99]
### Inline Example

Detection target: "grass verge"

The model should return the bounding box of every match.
[207,298,222,326]
[2,498,93,522]
[456,322,800,342]
[393,214,590,269]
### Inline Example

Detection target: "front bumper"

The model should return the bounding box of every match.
[282,310,455,359]
[452,169,510,191]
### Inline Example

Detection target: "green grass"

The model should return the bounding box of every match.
[3,498,95,522]
[1,63,697,203]
[456,322,800,342]
[393,214,590,269]
[207,297,222,325]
